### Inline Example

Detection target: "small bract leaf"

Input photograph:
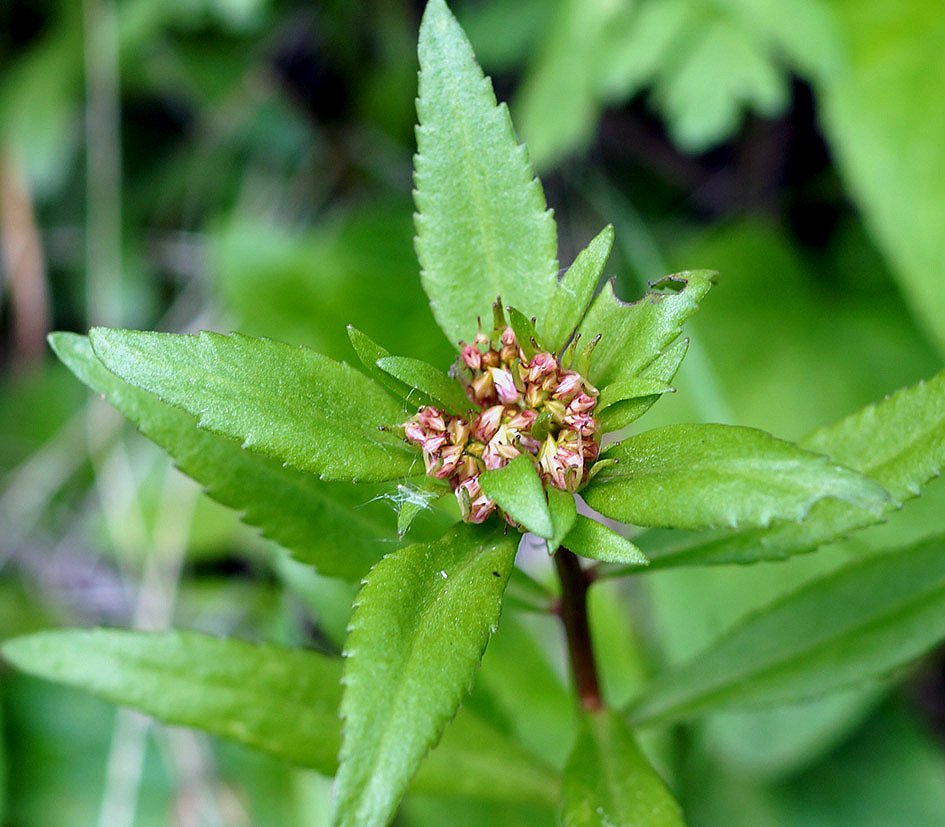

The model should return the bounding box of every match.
[584,424,888,530]
[479,453,555,538]
[89,328,417,483]
[626,534,945,726]
[563,515,648,565]
[414,0,558,346]
[578,270,716,389]
[506,305,542,358]
[561,708,684,827]
[542,225,615,353]
[346,325,419,403]
[334,523,518,827]
[376,355,471,415]
[546,486,578,553]
[50,332,393,580]
[598,338,689,433]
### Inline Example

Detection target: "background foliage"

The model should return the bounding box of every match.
[1,0,944,824]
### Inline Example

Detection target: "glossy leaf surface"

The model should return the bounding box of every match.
[376,355,471,415]
[89,328,416,482]
[563,515,648,565]
[585,424,887,530]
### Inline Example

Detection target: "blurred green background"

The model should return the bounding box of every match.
[1,0,944,825]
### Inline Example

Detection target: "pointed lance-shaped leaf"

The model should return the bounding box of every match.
[584,424,888,531]
[414,0,558,347]
[577,270,716,390]
[50,332,394,581]
[89,328,417,483]
[333,523,519,827]
[643,366,945,569]
[561,708,684,827]
[626,534,945,726]
[562,515,648,566]
[0,628,556,806]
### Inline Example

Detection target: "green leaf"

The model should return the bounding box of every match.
[546,486,578,552]
[0,627,555,806]
[646,367,945,568]
[561,708,684,827]
[542,225,614,353]
[89,328,417,483]
[506,305,542,357]
[479,454,554,538]
[50,332,394,581]
[412,711,559,806]
[1,629,342,774]
[563,515,648,565]
[597,338,688,433]
[598,376,673,411]
[626,534,945,726]
[334,523,518,827]
[346,325,418,403]
[414,0,558,347]
[376,355,471,415]
[577,270,716,390]
[584,424,888,531]
[819,0,945,354]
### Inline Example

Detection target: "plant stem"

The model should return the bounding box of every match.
[554,546,603,711]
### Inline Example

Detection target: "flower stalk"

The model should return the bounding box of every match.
[554,546,603,711]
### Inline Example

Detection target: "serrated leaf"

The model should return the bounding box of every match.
[646,367,945,568]
[563,515,648,565]
[414,0,558,347]
[584,424,888,531]
[89,328,417,483]
[598,338,688,433]
[376,355,471,415]
[542,225,614,353]
[1,629,343,774]
[479,453,554,538]
[546,486,577,553]
[626,534,945,726]
[334,523,518,827]
[346,325,419,404]
[50,332,394,580]
[577,270,715,390]
[561,708,684,827]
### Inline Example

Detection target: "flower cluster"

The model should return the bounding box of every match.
[404,321,601,524]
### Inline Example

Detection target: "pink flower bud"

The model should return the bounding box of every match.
[461,344,482,370]
[432,444,463,478]
[506,408,537,431]
[526,351,557,382]
[491,368,520,404]
[567,393,596,415]
[473,404,504,442]
[404,421,426,444]
[417,406,446,431]
[501,326,517,347]
[553,372,583,400]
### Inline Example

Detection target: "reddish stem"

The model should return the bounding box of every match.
[554,546,603,711]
